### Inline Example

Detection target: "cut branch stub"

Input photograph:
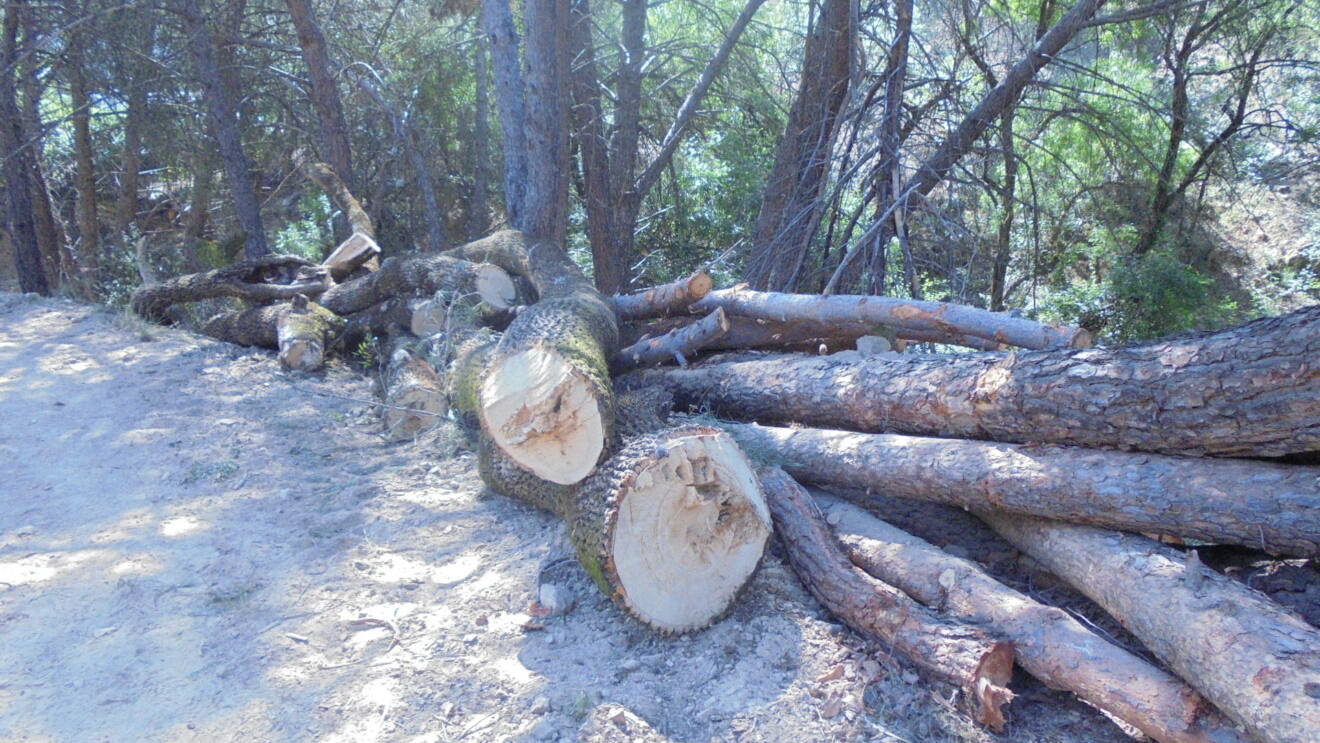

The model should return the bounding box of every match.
[480,424,771,633]
[609,270,714,320]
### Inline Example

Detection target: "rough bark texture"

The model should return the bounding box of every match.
[608,271,714,321]
[480,425,771,633]
[621,315,1003,353]
[689,288,1088,350]
[448,231,619,485]
[199,298,341,354]
[758,467,1014,729]
[984,513,1320,743]
[612,308,729,373]
[0,0,48,295]
[285,0,353,200]
[130,255,329,322]
[818,495,1247,743]
[628,305,1320,458]
[318,253,515,316]
[380,347,447,440]
[720,422,1320,556]
[276,295,341,371]
[66,0,100,298]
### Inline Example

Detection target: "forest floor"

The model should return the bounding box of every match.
[0,293,1231,742]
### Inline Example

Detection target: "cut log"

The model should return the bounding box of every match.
[608,270,714,321]
[687,287,1088,350]
[983,513,1320,743]
[199,297,342,367]
[277,294,339,371]
[626,305,1320,458]
[337,296,413,351]
[319,252,516,316]
[817,495,1246,743]
[299,158,382,279]
[448,231,619,485]
[480,425,771,633]
[321,231,381,280]
[612,308,730,373]
[622,315,1003,353]
[380,344,447,441]
[717,422,1320,556]
[758,467,1014,729]
[130,254,329,323]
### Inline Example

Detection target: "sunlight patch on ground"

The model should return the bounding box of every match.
[160,515,206,537]
[0,549,106,586]
[491,656,538,687]
[114,427,173,447]
[111,552,164,576]
[90,509,155,544]
[360,552,481,587]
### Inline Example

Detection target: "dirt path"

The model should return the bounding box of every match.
[0,295,1129,742]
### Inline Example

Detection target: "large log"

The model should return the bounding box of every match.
[130,254,329,323]
[621,315,1003,354]
[612,308,730,373]
[984,514,1320,743]
[626,305,1320,458]
[817,495,1247,743]
[758,467,1014,729]
[276,294,340,371]
[608,270,713,320]
[379,344,447,441]
[318,252,516,316]
[718,422,1320,556]
[447,231,619,485]
[480,424,771,633]
[687,287,1088,350]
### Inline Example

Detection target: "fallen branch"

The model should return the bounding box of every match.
[319,253,516,316]
[622,315,1003,353]
[130,254,329,323]
[984,513,1320,743]
[608,270,714,320]
[818,495,1247,743]
[612,307,730,373]
[626,305,1320,458]
[199,297,342,371]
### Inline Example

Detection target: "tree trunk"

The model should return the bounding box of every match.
[130,254,328,322]
[518,0,569,242]
[0,0,47,295]
[67,0,101,298]
[719,422,1320,556]
[180,0,269,258]
[199,297,341,356]
[18,60,67,289]
[317,252,515,316]
[621,315,1005,353]
[686,287,1088,349]
[758,467,1014,729]
[482,0,528,229]
[861,0,912,294]
[447,231,617,484]
[480,424,772,633]
[819,495,1247,743]
[628,304,1320,458]
[469,40,491,240]
[612,308,729,372]
[984,513,1320,743]
[744,0,852,291]
[380,344,447,440]
[285,0,353,198]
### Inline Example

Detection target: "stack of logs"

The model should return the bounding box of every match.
[132,180,1320,743]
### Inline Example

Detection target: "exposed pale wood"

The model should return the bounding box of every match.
[277,294,338,371]
[380,344,447,440]
[321,231,381,280]
[608,271,714,320]
[627,305,1320,458]
[480,425,771,633]
[818,495,1247,743]
[319,253,515,316]
[130,255,330,323]
[717,422,1320,556]
[687,287,1087,349]
[984,513,1320,743]
[199,297,342,364]
[612,308,730,372]
[758,467,1014,730]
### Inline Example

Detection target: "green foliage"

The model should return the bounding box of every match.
[273,194,334,261]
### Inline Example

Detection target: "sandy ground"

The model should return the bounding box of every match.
[0,294,1136,743]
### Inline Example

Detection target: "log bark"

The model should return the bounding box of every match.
[758,467,1014,729]
[318,253,516,316]
[285,0,353,204]
[0,1,48,295]
[130,255,330,322]
[447,231,618,485]
[817,495,1247,743]
[984,513,1320,743]
[480,424,771,633]
[199,297,341,359]
[628,305,1320,458]
[380,345,447,440]
[621,315,1003,353]
[612,308,729,373]
[608,271,713,321]
[687,287,1088,350]
[276,294,340,371]
[718,422,1320,556]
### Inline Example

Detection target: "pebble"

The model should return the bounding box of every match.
[538,583,576,616]
[530,695,551,715]
[621,658,641,672]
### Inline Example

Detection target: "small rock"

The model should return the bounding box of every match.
[440,701,456,718]
[901,670,919,685]
[530,718,557,741]
[538,583,576,616]
[620,658,641,672]
[475,615,489,627]
[530,696,551,715]
[821,697,843,719]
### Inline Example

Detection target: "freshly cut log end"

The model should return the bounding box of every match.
[474,263,518,309]
[584,427,771,634]
[382,349,448,441]
[479,343,606,484]
[276,299,339,372]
